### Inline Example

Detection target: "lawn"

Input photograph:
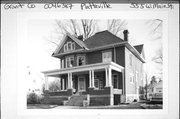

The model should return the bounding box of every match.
[27,101,162,109]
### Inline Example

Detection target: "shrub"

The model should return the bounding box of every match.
[27,92,44,104]
[133,99,137,102]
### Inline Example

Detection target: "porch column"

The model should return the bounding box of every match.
[89,70,92,87]
[68,72,73,89]
[92,70,95,87]
[59,78,61,91]
[45,75,49,90]
[105,68,108,86]
[122,69,125,95]
[105,67,112,87]
[108,67,112,86]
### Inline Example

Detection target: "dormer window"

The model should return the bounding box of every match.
[64,42,75,52]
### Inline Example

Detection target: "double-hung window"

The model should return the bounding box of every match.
[112,74,118,89]
[64,42,75,52]
[94,78,99,89]
[130,74,134,84]
[77,55,86,66]
[102,51,112,62]
[66,56,74,68]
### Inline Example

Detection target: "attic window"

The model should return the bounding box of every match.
[64,42,75,52]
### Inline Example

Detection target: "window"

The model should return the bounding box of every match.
[94,78,99,89]
[67,42,71,50]
[72,42,75,50]
[64,44,67,52]
[99,79,104,89]
[77,56,86,66]
[129,54,132,66]
[66,56,74,68]
[102,51,112,62]
[62,59,64,68]
[72,77,76,89]
[64,42,75,52]
[130,74,134,84]
[112,74,118,89]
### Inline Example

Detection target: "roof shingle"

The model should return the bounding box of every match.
[83,30,124,49]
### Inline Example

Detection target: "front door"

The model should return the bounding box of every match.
[78,76,86,92]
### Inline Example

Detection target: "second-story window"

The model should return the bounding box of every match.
[66,56,74,68]
[64,42,75,52]
[129,54,132,66]
[130,73,134,84]
[102,51,112,63]
[77,55,85,66]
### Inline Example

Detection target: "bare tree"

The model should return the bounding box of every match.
[152,47,163,64]
[149,19,163,64]
[52,19,127,45]
[55,19,96,40]
[49,79,61,92]
[144,19,163,100]
[107,19,127,36]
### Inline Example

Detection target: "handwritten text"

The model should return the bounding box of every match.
[44,3,74,9]
[130,3,174,9]
[80,2,111,10]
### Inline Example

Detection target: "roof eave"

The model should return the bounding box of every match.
[52,42,127,58]
[125,43,146,63]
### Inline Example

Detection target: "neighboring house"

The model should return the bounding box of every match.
[42,30,145,106]
[147,80,163,101]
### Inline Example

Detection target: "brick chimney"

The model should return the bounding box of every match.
[123,30,129,42]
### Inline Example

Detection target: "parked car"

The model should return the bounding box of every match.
[150,92,163,102]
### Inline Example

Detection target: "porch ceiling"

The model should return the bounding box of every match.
[42,62,124,76]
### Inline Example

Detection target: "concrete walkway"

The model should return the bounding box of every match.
[28,102,144,109]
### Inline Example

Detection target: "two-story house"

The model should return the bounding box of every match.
[42,30,145,106]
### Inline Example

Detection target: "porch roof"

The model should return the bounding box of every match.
[42,62,124,77]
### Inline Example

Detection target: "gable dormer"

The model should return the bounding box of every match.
[52,33,88,57]
[60,37,80,53]
[133,44,145,60]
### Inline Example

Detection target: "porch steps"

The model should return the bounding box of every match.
[65,94,88,106]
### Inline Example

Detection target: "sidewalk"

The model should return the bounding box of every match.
[27,102,144,109]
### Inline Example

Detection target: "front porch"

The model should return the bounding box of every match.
[42,62,125,106]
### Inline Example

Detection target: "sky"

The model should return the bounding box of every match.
[27,19,163,83]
